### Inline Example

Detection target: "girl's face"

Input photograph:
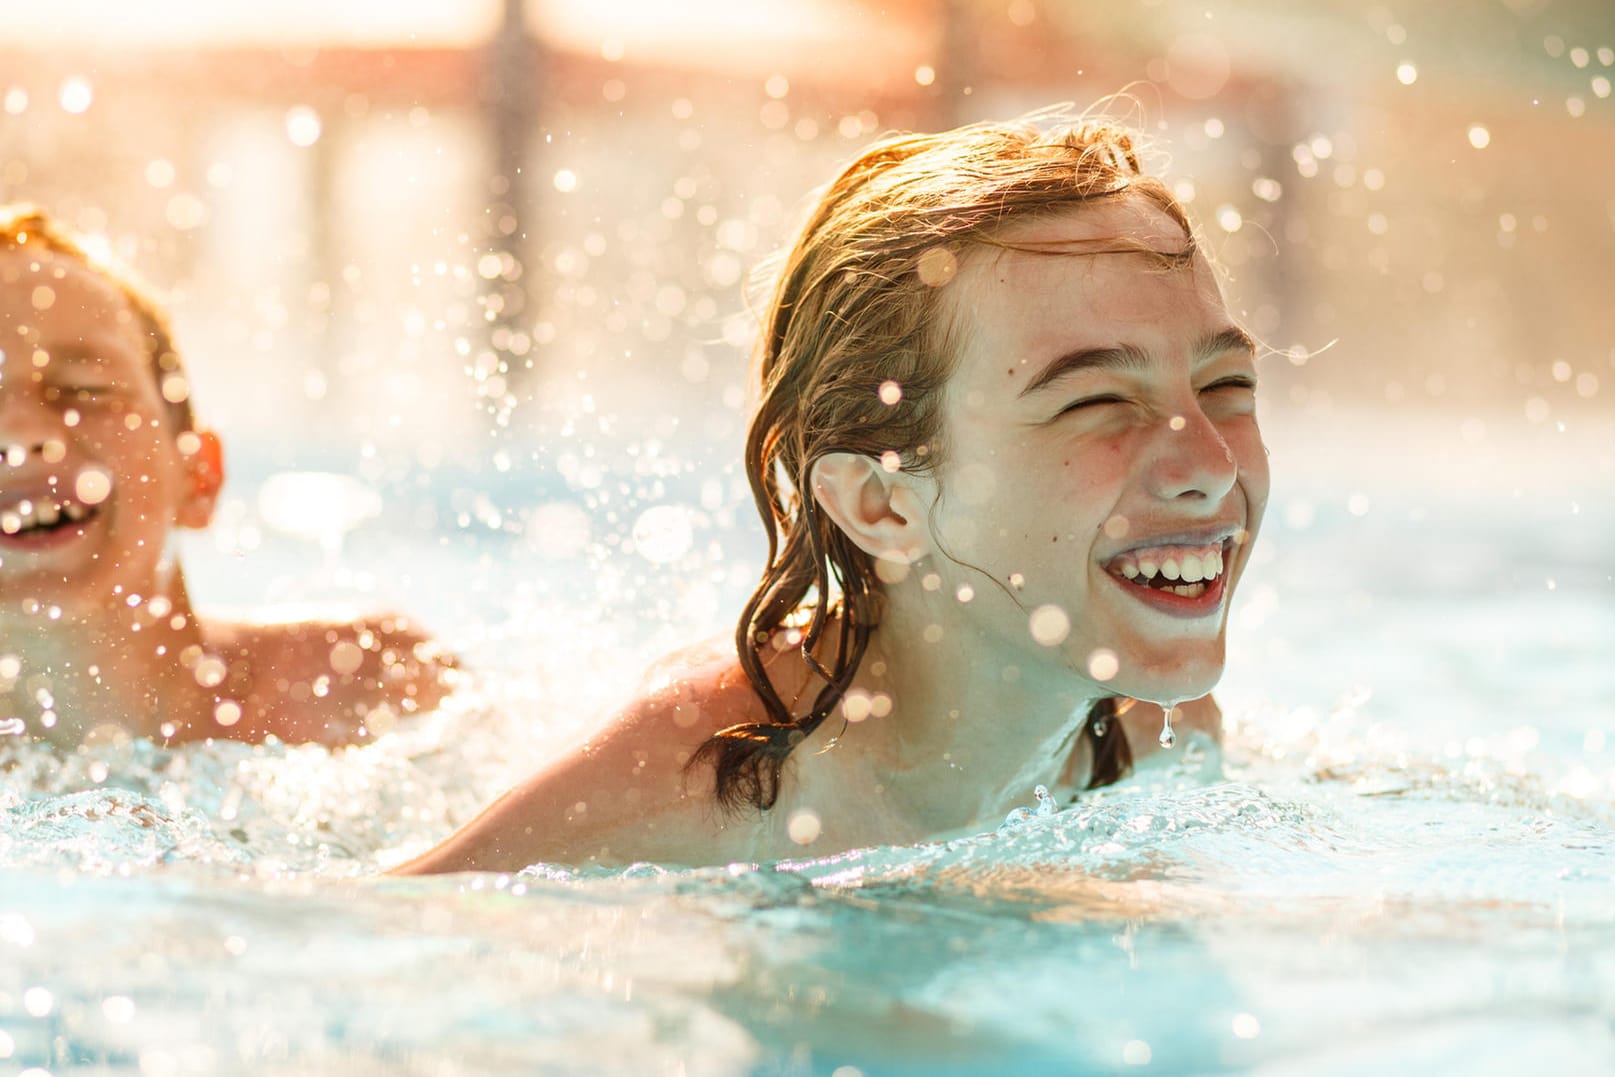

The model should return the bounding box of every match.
[918,199,1269,706]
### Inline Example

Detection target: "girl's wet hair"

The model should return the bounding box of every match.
[0,203,196,432]
[692,109,1194,811]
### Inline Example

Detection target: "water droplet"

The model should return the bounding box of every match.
[1158,702,1178,749]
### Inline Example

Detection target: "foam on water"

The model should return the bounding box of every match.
[6,686,1613,1072]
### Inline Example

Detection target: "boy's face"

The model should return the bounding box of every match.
[920,197,1269,706]
[0,248,218,617]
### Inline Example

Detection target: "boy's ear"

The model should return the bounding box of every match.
[176,428,224,530]
[809,452,932,567]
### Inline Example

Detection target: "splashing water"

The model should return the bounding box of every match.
[1000,783,1059,829]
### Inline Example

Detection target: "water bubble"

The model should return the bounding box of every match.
[878,380,903,405]
[164,193,207,231]
[1396,62,1418,85]
[0,912,34,946]
[632,505,693,564]
[1122,1039,1152,1066]
[0,718,26,736]
[914,65,936,87]
[1029,605,1070,646]
[1166,33,1230,100]
[1467,124,1491,149]
[1232,1012,1261,1039]
[553,169,578,193]
[329,640,365,677]
[101,995,136,1023]
[787,810,822,844]
[285,106,321,147]
[59,77,93,114]
[193,656,227,689]
[3,87,27,115]
[916,247,958,287]
[1251,177,1283,202]
[74,466,112,506]
[1215,205,1243,232]
[145,159,176,189]
[1087,648,1119,681]
[22,986,53,1016]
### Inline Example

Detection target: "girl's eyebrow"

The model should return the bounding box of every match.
[1018,342,1149,398]
[1018,326,1257,399]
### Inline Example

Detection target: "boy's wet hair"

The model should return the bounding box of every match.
[690,107,1201,811]
[0,203,196,433]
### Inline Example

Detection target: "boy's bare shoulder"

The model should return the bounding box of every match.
[202,611,455,746]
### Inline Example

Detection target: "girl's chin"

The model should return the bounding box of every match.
[1098,663,1222,706]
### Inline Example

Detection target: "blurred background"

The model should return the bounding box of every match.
[2,0,1611,706]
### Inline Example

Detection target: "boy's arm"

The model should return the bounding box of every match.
[205,614,456,745]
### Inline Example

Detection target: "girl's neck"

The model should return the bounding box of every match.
[802,594,1099,834]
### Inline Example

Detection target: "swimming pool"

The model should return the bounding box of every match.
[2,408,1612,1074]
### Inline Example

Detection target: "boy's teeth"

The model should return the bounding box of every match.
[0,496,91,534]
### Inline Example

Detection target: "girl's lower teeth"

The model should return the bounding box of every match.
[1124,576,1209,598]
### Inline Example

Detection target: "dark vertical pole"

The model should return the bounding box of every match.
[932,0,975,129]
[485,0,536,384]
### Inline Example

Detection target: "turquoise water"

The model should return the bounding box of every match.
[2,414,1613,1074]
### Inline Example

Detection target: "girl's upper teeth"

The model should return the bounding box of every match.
[1111,544,1224,582]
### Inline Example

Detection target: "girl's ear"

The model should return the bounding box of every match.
[175,428,224,530]
[809,452,932,567]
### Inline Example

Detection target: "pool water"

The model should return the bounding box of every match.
[2,412,1613,1074]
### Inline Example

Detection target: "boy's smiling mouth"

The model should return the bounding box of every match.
[0,493,98,542]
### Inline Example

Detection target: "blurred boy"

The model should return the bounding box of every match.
[0,204,451,748]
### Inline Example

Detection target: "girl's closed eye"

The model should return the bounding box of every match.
[1056,393,1128,418]
[1201,375,1257,393]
